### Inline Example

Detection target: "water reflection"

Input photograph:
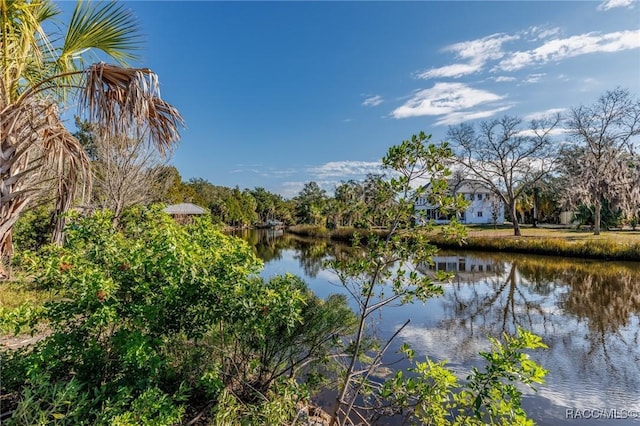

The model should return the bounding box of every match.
[231,229,357,278]
[234,230,640,425]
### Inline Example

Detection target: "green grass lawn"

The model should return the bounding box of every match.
[0,279,49,310]
[462,224,640,244]
[422,223,640,261]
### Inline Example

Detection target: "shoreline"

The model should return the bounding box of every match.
[286,225,640,262]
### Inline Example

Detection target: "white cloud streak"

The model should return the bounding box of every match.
[229,168,261,174]
[523,73,546,84]
[280,181,306,198]
[391,82,510,125]
[529,26,561,40]
[418,27,638,81]
[497,29,640,71]
[434,106,513,126]
[308,161,383,179]
[362,95,383,107]
[494,76,516,82]
[597,0,635,11]
[418,33,518,79]
[517,127,568,138]
[523,108,567,121]
[275,162,385,198]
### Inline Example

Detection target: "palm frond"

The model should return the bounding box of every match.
[0,0,60,101]
[81,63,184,155]
[60,0,141,71]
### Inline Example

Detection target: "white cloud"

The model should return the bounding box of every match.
[275,162,384,197]
[418,63,484,79]
[229,168,261,174]
[497,29,640,71]
[269,168,297,177]
[434,106,513,126]
[526,26,562,42]
[494,76,517,82]
[308,160,383,179]
[517,127,568,138]
[534,27,561,40]
[280,181,306,198]
[362,95,383,107]
[523,73,546,84]
[391,82,508,125]
[597,0,635,11]
[418,33,518,79]
[524,108,567,121]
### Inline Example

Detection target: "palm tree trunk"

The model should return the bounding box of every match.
[0,227,13,279]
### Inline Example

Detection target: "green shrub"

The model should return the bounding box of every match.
[3,207,355,424]
[12,206,53,252]
[383,328,548,425]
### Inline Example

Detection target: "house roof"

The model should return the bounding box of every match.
[450,179,493,194]
[424,178,494,194]
[163,203,207,215]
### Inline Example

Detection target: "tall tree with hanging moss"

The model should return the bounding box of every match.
[0,0,183,276]
[563,88,640,235]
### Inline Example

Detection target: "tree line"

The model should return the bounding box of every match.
[12,87,635,259]
[160,87,640,238]
[11,87,639,262]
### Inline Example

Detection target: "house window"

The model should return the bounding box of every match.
[477,211,483,217]
[468,194,474,200]
[477,194,482,200]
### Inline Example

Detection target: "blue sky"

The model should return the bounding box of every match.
[62,1,640,198]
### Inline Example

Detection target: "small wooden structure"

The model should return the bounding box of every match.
[256,220,285,229]
[163,203,206,224]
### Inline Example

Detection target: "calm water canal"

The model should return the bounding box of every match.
[233,229,640,425]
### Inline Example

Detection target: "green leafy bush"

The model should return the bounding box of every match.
[12,206,53,252]
[2,207,354,424]
[383,328,547,425]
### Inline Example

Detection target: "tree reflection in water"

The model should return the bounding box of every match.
[234,230,640,421]
[422,252,640,414]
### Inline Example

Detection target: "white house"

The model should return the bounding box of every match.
[415,179,505,225]
[417,255,505,282]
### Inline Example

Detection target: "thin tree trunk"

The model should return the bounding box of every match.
[594,199,601,235]
[532,188,538,228]
[510,202,521,236]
